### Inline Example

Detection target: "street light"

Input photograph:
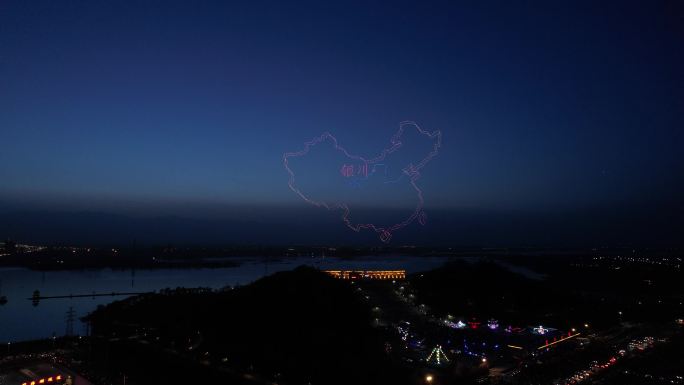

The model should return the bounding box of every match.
[425,374,433,383]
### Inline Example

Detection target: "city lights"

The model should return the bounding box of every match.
[324,270,406,280]
[426,345,449,365]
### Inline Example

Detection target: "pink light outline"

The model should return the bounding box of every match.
[283,121,442,242]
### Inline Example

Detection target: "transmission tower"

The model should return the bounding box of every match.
[65,307,75,336]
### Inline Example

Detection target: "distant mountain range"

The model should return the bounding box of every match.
[1,202,682,248]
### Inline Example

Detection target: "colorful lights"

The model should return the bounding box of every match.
[505,325,524,333]
[628,336,654,351]
[444,319,466,329]
[557,352,627,384]
[537,332,580,349]
[559,336,662,384]
[283,121,442,242]
[397,322,412,342]
[487,319,499,330]
[426,345,450,365]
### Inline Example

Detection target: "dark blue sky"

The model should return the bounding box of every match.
[1,1,682,245]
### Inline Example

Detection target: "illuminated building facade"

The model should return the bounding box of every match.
[324,270,406,280]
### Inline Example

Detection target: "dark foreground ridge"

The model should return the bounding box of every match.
[85,266,411,385]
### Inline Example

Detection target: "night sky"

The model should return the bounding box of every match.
[1,1,683,246]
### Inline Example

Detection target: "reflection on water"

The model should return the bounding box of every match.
[0,255,450,342]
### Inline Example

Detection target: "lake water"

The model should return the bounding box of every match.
[0,255,451,342]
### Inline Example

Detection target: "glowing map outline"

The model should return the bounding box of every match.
[283,121,442,242]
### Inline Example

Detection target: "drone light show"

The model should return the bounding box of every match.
[283,121,441,242]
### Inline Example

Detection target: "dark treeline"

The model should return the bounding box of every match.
[86,267,413,385]
[410,259,683,330]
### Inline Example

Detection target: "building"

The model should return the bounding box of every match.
[324,270,406,280]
